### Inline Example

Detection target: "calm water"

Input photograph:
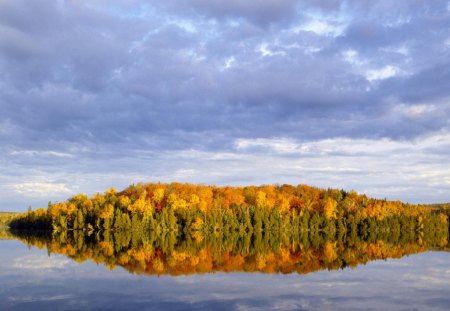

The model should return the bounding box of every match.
[1,233,450,311]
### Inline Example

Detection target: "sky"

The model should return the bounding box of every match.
[0,0,449,211]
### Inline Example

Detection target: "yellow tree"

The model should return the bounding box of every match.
[189,194,200,209]
[129,190,149,214]
[277,195,291,214]
[99,204,114,219]
[323,197,337,219]
[197,186,213,213]
[152,188,165,212]
[222,187,245,209]
[255,191,267,209]
[261,185,276,209]
[118,195,131,211]
[167,193,187,211]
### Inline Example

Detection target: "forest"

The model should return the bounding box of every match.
[9,182,449,236]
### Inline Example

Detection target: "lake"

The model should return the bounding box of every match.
[1,230,449,311]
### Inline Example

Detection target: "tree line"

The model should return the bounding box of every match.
[9,182,449,235]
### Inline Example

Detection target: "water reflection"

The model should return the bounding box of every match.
[1,229,450,311]
[9,228,449,277]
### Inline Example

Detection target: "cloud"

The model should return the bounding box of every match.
[235,138,300,154]
[391,103,436,119]
[14,182,72,198]
[0,0,449,210]
[366,65,399,81]
[10,150,74,158]
[162,0,299,27]
[296,19,345,37]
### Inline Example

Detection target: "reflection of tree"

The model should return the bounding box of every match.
[10,226,449,277]
[0,228,15,240]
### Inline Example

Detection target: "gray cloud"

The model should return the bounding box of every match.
[157,0,300,27]
[0,0,449,210]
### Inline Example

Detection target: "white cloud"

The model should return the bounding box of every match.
[257,43,286,57]
[221,56,236,71]
[173,169,197,179]
[9,295,75,303]
[235,136,412,156]
[170,19,197,33]
[366,65,399,81]
[379,45,410,57]
[235,137,299,153]
[294,19,346,37]
[383,16,411,28]
[10,150,74,158]
[342,49,364,66]
[3,132,450,210]
[14,182,72,197]
[230,134,450,202]
[392,104,436,119]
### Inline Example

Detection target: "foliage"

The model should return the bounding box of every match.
[9,183,448,235]
[0,212,19,227]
